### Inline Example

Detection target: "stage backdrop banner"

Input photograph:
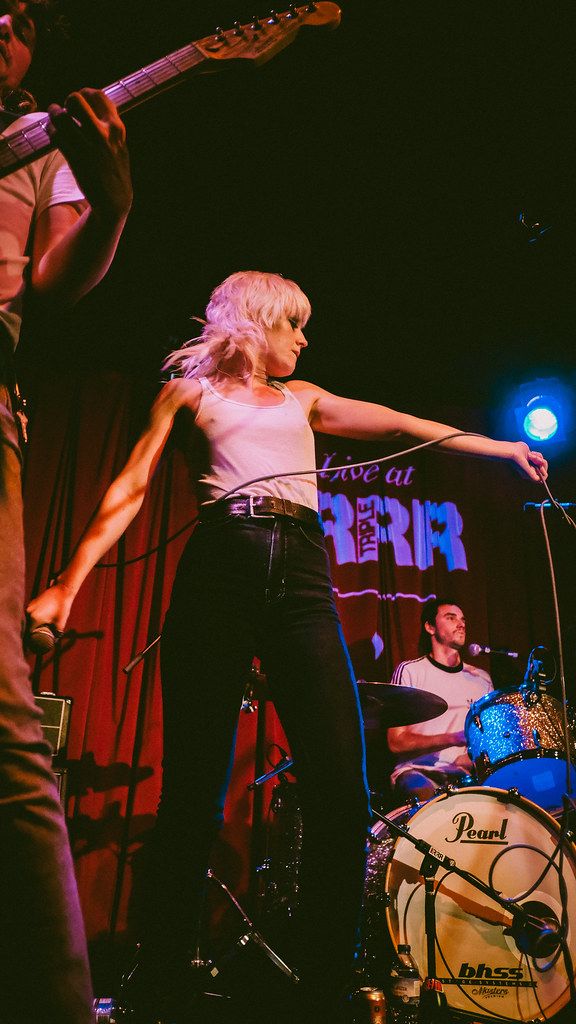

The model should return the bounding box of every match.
[23,373,571,947]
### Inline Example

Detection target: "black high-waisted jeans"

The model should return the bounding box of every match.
[155,512,371,988]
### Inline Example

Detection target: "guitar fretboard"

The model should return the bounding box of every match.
[0,41,206,175]
[104,42,204,110]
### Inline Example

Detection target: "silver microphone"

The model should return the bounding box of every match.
[468,643,519,659]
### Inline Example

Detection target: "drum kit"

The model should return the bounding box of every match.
[263,673,576,1022]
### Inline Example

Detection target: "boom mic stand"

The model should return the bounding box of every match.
[371,808,567,1024]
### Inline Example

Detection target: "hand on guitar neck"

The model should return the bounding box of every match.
[0,4,341,181]
[47,89,132,225]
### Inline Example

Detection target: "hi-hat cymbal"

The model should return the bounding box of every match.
[357,682,448,728]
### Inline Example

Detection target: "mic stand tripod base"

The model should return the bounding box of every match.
[417,867,453,1024]
[188,954,225,997]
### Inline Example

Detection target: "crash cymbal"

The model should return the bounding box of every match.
[357,682,448,728]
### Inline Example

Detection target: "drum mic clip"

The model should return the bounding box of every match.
[523,645,553,689]
[248,754,294,790]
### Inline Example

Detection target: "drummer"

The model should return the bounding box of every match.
[387,598,493,803]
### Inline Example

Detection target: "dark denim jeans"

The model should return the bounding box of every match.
[154,512,371,991]
[0,387,93,1024]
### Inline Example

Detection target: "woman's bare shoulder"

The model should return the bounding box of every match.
[156,378,202,416]
[286,379,327,417]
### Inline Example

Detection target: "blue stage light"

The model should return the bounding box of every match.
[523,402,559,441]
[511,377,573,447]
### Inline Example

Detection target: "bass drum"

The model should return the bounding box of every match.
[385,787,576,1022]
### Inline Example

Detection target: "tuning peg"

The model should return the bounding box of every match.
[286,4,299,17]
[250,17,262,31]
[305,2,317,11]
[233,20,246,36]
[214,26,227,42]
[267,10,280,23]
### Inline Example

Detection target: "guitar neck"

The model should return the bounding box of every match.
[0,4,342,180]
[103,41,206,114]
[0,41,207,178]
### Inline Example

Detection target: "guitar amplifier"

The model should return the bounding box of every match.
[34,692,72,759]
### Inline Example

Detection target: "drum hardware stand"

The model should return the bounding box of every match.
[241,663,274,910]
[119,866,298,1017]
[371,809,566,1024]
[206,869,299,985]
[419,853,451,1024]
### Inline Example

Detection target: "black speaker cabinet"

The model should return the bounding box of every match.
[34,692,72,758]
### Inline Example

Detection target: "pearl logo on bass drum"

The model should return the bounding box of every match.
[445,810,509,844]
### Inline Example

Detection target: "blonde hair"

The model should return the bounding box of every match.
[163,271,311,382]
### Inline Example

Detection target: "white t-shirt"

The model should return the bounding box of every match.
[389,655,492,783]
[0,112,86,346]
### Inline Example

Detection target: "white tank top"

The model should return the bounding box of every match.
[194,377,318,510]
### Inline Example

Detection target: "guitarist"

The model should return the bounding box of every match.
[0,3,131,1022]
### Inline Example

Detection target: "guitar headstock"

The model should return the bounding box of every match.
[194,3,341,66]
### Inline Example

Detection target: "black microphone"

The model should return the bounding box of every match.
[25,622,63,654]
[468,643,519,659]
[248,754,294,790]
[508,903,563,958]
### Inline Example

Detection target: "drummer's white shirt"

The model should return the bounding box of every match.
[389,655,492,784]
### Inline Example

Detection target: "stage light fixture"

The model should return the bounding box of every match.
[523,400,559,442]
[512,378,572,446]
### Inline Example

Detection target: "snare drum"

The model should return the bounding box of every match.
[383,787,576,1022]
[465,685,576,811]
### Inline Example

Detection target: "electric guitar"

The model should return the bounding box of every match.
[0,3,341,180]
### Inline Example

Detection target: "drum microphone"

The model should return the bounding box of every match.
[508,902,564,959]
[468,643,519,659]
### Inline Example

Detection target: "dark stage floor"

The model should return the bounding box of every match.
[97,991,576,1024]
[96,960,576,1024]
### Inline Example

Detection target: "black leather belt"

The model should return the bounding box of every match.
[200,495,321,526]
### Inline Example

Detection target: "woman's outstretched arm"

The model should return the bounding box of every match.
[288,381,548,482]
[27,379,200,632]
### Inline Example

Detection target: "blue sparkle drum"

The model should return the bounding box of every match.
[465,686,576,811]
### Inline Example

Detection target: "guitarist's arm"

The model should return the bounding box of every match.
[31,90,132,304]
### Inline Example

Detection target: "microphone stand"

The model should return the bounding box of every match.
[371,809,566,1024]
[207,869,298,985]
[419,853,450,1023]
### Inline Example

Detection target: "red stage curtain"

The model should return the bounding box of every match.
[23,372,574,947]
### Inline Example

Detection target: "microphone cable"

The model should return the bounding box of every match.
[95,430,534,569]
